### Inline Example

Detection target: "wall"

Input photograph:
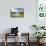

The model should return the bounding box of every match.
[0,0,36,42]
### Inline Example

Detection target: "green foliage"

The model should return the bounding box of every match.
[40,26,45,29]
[32,25,45,30]
[32,25,39,30]
[33,32,46,39]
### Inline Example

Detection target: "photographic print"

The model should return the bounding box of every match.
[10,8,24,17]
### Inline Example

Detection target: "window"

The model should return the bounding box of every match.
[37,0,46,18]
